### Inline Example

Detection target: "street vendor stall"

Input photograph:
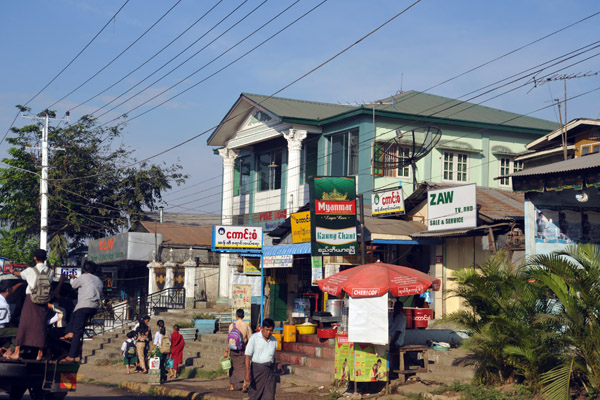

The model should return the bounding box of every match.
[317,261,440,391]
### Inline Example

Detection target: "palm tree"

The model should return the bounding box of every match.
[528,244,600,398]
[448,250,563,388]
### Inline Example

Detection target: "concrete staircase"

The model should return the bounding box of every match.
[82,306,231,371]
[277,334,336,386]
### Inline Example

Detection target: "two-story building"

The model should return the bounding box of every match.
[208,90,557,316]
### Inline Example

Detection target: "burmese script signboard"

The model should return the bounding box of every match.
[428,184,477,231]
[291,211,311,243]
[310,176,357,256]
[371,188,405,216]
[211,225,263,252]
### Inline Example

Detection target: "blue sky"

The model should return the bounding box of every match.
[1,0,599,215]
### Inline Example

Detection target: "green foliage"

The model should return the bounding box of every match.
[174,321,195,328]
[192,313,216,320]
[0,228,38,264]
[0,110,187,253]
[431,382,536,400]
[528,244,600,396]
[446,251,563,388]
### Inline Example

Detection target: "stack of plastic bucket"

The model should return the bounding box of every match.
[413,309,433,328]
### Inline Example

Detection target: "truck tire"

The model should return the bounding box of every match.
[44,392,67,400]
[8,385,27,400]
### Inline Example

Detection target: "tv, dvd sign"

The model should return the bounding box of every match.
[371,189,405,216]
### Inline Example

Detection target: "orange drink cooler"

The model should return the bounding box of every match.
[402,308,414,329]
[283,325,297,342]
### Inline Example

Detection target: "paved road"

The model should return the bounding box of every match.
[0,383,156,400]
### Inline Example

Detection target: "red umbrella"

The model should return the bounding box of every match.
[318,261,440,298]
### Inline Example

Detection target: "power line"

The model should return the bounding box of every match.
[46,0,183,110]
[0,0,131,148]
[68,0,226,114]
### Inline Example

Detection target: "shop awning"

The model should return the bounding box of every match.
[262,243,311,256]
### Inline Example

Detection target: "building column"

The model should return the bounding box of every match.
[165,249,175,289]
[283,129,307,215]
[183,248,197,309]
[147,252,159,294]
[218,148,239,303]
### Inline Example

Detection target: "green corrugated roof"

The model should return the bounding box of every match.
[243,91,558,131]
[242,93,356,121]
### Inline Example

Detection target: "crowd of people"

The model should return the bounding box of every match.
[121,315,185,380]
[0,249,103,361]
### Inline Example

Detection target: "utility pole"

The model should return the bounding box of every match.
[542,72,598,160]
[21,110,69,251]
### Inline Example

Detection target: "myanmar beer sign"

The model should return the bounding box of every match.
[371,188,405,216]
[310,176,357,256]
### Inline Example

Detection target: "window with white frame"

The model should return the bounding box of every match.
[581,142,600,156]
[442,151,468,182]
[498,157,523,186]
[257,149,282,191]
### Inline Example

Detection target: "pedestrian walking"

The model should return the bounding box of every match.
[224,308,252,391]
[245,318,277,400]
[167,324,184,379]
[135,318,150,373]
[121,331,138,374]
[8,249,53,360]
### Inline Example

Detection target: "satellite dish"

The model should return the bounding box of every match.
[376,126,441,190]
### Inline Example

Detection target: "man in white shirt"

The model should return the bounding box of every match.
[244,318,277,400]
[60,261,103,362]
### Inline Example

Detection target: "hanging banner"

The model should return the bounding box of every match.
[334,334,354,381]
[211,225,262,252]
[243,257,261,275]
[262,255,293,269]
[291,211,311,243]
[371,188,405,216]
[310,176,357,256]
[353,343,388,382]
[311,256,323,286]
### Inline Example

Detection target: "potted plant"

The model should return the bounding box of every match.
[175,321,198,341]
[192,313,218,334]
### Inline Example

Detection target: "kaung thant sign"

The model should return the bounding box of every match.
[212,225,263,252]
[371,188,405,216]
[428,184,476,231]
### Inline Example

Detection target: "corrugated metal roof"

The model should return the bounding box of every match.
[511,153,600,177]
[364,214,427,236]
[137,221,213,247]
[242,93,356,121]
[410,223,513,238]
[263,243,311,256]
[375,91,558,131]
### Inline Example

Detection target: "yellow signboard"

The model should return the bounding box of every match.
[243,257,261,275]
[291,211,311,243]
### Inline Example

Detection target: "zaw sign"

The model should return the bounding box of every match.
[427,184,476,231]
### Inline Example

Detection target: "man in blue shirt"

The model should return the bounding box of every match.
[244,318,277,400]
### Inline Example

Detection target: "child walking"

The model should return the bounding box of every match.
[121,331,138,374]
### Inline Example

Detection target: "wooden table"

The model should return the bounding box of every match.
[392,344,429,382]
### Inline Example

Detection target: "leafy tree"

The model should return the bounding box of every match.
[528,244,600,398]
[0,107,187,254]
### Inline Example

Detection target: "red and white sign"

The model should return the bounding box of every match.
[212,225,263,252]
[315,200,356,215]
[371,189,405,216]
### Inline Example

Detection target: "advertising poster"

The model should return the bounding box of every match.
[311,256,323,286]
[334,334,354,381]
[212,225,262,252]
[291,211,311,243]
[582,211,600,243]
[243,257,261,275]
[231,284,251,324]
[558,209,580,244]
[353,343,388,382]
[372,188,405,216]
[310,176,357,256]
[427,184,476,231]
[535,207,559,243]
